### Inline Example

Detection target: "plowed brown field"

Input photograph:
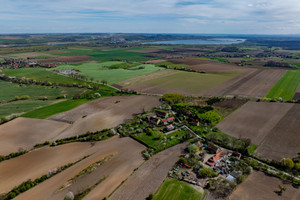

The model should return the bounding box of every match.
[109,143,187,200]
[230,171,300,200]
[14,137,146,200]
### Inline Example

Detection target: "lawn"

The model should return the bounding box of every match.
[46,48,151,62]
[290,63,300,69]
[265,70,300,100]
[153,178,204,200]
[131,129,187,151]
[143,70,242,94]
[0,80,86,102]
[21,99,91,119]
[56,61,163,84]
[0,100,54,118]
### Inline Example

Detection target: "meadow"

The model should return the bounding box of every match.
[0,80,86,102]
[0,100,54,118]
[153,178,204,200]
[57,61,163,84]
[265,70,300,100]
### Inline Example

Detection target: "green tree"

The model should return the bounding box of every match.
[188,144,199,155]
[283,158,294,170]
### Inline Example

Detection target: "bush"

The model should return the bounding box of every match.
[199,168,217,178]
[162,94,184,104]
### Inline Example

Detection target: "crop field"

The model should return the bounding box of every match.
[110,142,187,200]
[0,100,54,118]
[50,95,161,139]
[117,69,242,96]
[22,99,91,119]
[204,69,286,98]
[46,48,152,62]
[2,68,90,86]
[217,101,300,160]
[265,70,300,100]
[0,117,70,155]
[230,171,300,200]
[0,80,86,102]
[56,61,163,84]
[0,96,160,153]
[11,137,146,200]
[255,103,300,160]
[153,178,204,200]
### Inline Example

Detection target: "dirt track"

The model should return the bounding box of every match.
[15,137,146,200]
[50,95,161,139]
[0,117,69,155]
[230,171,300,200]
[216,102,293,145]
[109,142,187,200]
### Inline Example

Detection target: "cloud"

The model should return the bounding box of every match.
[0,0,299,34]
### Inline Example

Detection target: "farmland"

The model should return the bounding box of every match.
[21,99,91,119]
[12,137,146,200]
[217,101,300,160]
[0,96,161,154]
[0,79,86,102]
[230,171,300,200]
[46,48,151,62]
[153,178,204,200]
[118,69,243,96]
[265,70,300,100]
[56,61,163,84]
[2,68,114,91]
[109,143,187,200]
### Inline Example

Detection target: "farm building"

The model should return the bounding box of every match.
[206,149,228,166]
[155,110,169,118]
[166,124,175,131]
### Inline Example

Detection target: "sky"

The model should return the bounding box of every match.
[0,0,300,34]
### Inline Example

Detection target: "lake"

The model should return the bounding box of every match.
[146,38,246,45]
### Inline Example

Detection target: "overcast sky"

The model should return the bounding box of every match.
[1,0,300,34]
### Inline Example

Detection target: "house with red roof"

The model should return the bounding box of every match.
[206,149,228,166]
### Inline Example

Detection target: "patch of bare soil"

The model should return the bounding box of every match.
[49,95,161,139]
[109,143,187,200]
[0,117,69,155]
[230,171,300,200]
[15,137,146,200]
[293,84,300,100]
[216,102,293,145]
[255,104,300,160]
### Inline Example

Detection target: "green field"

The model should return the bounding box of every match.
[0,80,86,102]
[57,61,163,84]
[3,68,90,85]
[142,70,242,94]
[265,70,300,100]
[153,178,204,200]
[198,57,230,63]
[290,63,300,69]
[46,48,151,62]
[21,99,91,119]
[132,129,187,151]
[0,100,54,118]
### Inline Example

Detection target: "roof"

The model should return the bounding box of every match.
[167,116,175,121]
[226,175,237,183]
[166,124,174,129]
[206,149,227,166]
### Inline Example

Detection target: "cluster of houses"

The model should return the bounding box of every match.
[143,110,177,132]
[1,58,56,68]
